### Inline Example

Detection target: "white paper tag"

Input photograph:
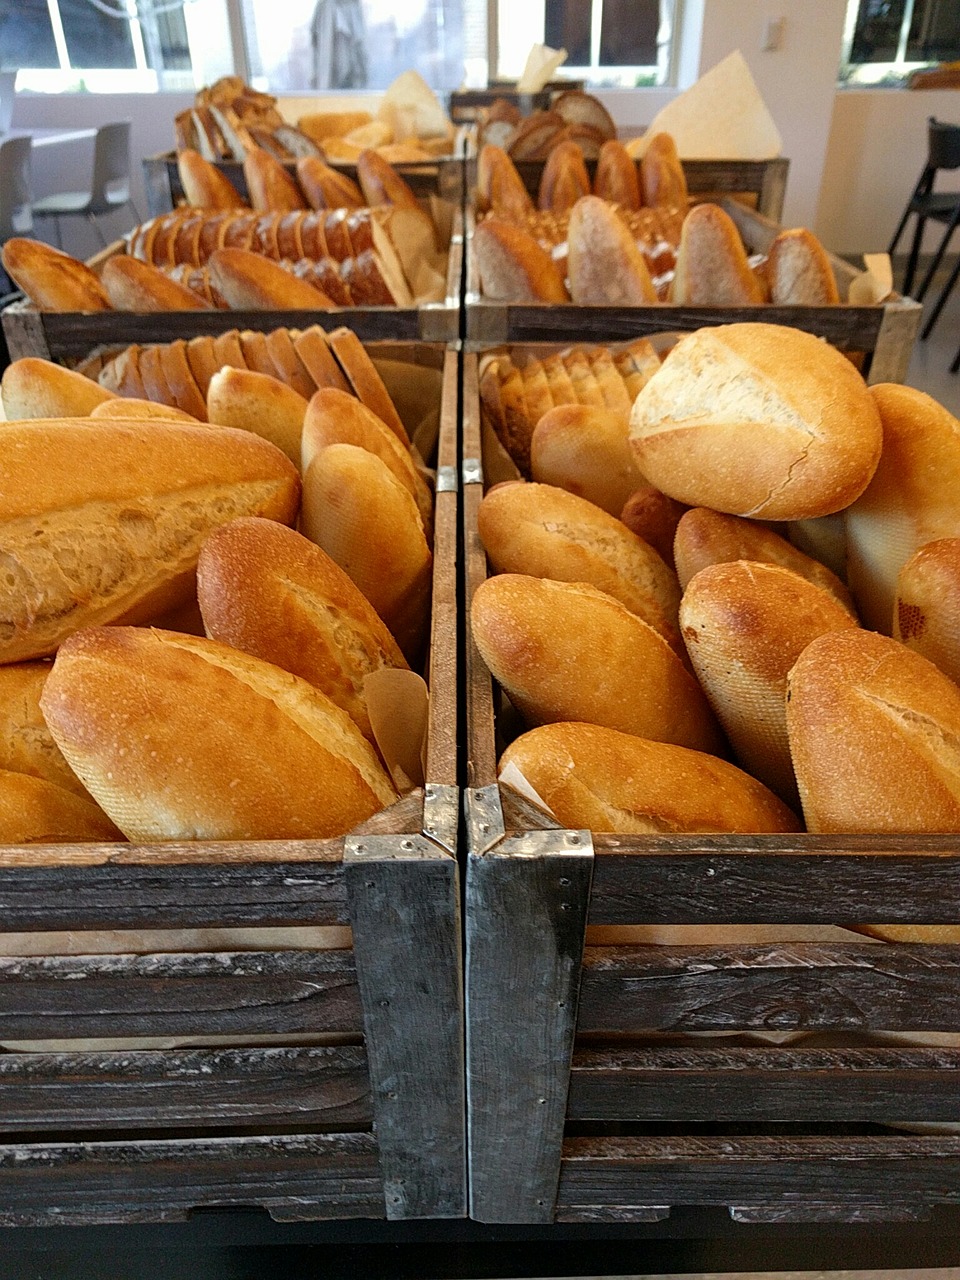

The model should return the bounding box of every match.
[498,759,557,818]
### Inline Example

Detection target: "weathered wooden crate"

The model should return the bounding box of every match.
[464,199,921,385]
[462,348,960,1228]
[448,83,587,125]
[0,343,463,1227]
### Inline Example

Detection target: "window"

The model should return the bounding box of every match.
[840,0,960,85]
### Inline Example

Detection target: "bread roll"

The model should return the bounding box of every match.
[620,486,687,570]
[629,323,883,521]
[101,256,211,312]
[301,443,431,662]
[90,398,202,423]
[39,627,398,841]
[242,146,307,212]
[593,140,641,210]
[499,722,800,835]
[681,561,859,805]
[1,359,115,421]
[293,326,351,394]
[156,337,209,421]
[473,575,723,753]
[674,507,856,612]
[207,247,335,310]
[767,227,840,305]
[894,538,960,684]
[177,148,247,210]
[530,403,646,517]
[474,218,569,303]
[206,366,308,463]
[567,195,658,305]
[669,203,764,305]
[845,384,960,633]
[0,769,123,844]
[538,141,591,214]
[0,662,87,795]
[0,417,300,662]
[1,238,112,312]
[640,132,688,208]
[356,149,419,209]
[326,327,409,446]
[197,517,407,741]
[477,481,682,650]
[786,628,960,833]
[477,145,534,220]
[295,155,364,209]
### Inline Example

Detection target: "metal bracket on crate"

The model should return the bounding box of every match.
[464,784,504,856]
[435,465,458,494]
[422,782,458,855]
[462,457,483,487]
[344,834,465,1220]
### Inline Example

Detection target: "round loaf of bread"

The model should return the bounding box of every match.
[895,538,960,684]
[198,517,408,742]
[674,507,856,612]
[477,481,682,650]
[530,404,646,517]
[0,768,123,844]
[1,358,115,421]
[629,323,883,521]
[472,575,724,753]
[39,626,399,842]
[681,561,859,805]
[499,722,800,835]
[845,384,960,633]
[786,628,960,833]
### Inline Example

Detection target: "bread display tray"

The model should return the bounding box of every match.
[464,199,921,385]
[462,348,960,1227]
[0,342,463,1227]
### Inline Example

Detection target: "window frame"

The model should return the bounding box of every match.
[838,0,960,87]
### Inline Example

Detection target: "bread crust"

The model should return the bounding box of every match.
[1,359,115,420]
[474,217,569,303]
[567,195,658,305]
[177,148,247,210]
[1,238,111,312]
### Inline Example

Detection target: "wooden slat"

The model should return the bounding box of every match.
[0,950,362,1040]
[0,1132,382,1225]
[589,837,960,924]
[577,943,960,1035]
[0,1046,371,1130]
[568,1046,960,1122]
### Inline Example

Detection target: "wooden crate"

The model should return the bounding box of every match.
[462,349,960,1227]
[448,83,587,125]
[0,343,463,1227]
[464,199,921,385]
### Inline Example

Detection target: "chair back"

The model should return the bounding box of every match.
[87,121,132,213]
[0,135,33,242]
[928,116,960,171]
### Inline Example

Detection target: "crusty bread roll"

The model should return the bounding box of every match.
[156,337,209,421]
[473,575,724,753]
[567,195,658,305]
[499,722,801,835]
[298,110,372,144]
[356,149,420,209]
[477,145,535,220]
[302,387,432,531]
[674,507,856,612]
[1,238,112,312]
[530,403,646,517]
[895,539,960,684]
[295,155,364,210]
[101,256,211,312]
[620,485,688,570]
[197,517,407,741]
[242,146,307,212]
[669,203,765,305]
[39,627,398,841]
[845,384,960,633]
[326,327,409,446]
[681,561,859,805]
[207,247,336,310]
[538,140,591,215]
[0,662,88,795]
[786,628,960,833]
[767,227,840,305]
[177,148,247,210]
[301,443,432,663]
[90,397,202,423]
[477,481,682,651]
[206,366,308,464]
[640,132,688,209]
[0,417,300,663]
[1,358,115,421]
[629,323,883,521]
[474,218,569,303]
[593,140,641,210]
[0,769,124,844]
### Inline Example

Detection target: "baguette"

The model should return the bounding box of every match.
[293,325,351,394]
[567,195,658,305]
[295,155,364,209]
[356,149,420,209]
[1,358,115,421]
[197,517,408,742]
[206,366,308,464]
[0,662,88,795]
[477,144,535,220]
[326,326,409,445]
[620,485,688,569]
[1,238,112,312]
[39,626,398,841]
[91,397,201,423]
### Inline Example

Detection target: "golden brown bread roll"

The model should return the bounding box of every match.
[356,149,420,209]
[0,417,300,663]
[477,481,682,651]
[620,486,687,570]
[0,662,88,795]
[473,575,724,753]
[198,517,408,742]
[1,359,115,420]
[640,132,688,208]
[669,203,765,305]
[674,507,856,612]
[301,443,432,663]
[177,148,247,210]
[206,366,308,464]
[629,323,884,521]
[680,561,859,805]
[1,238,112,312]
[593,140,642,210]
[39,626,398,841]
[766,227,840,305]
[895,539,960,684]
[530,403,646,517]
[845,384,960,634]
[156,337,209,421]
[295,155,364,210]
[293,325,351,394]
[538,140,591,215]
[101,255,211,312]
[0,769,124,844]
[207,247,336,310]
[786,628,960,833]
[91,397,202,423]
[474,217,569,303]
[476,144,535,220]
[242,146,307,212]
[499,722,801,835]
[567,195,659,305]
[326,327,409,446]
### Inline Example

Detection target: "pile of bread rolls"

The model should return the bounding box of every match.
[474,320,960,843]
[473,138,839,308]
[477,90,617,160]
[0,326,434,845]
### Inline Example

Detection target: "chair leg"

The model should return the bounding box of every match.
[914,206,960,303]
[88,212,108,249]
[952,340,960,374]
[921,249,960,339]
[51,215,62,250]
[902,214,927,298]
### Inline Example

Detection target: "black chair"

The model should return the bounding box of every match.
[888,115,960,305]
